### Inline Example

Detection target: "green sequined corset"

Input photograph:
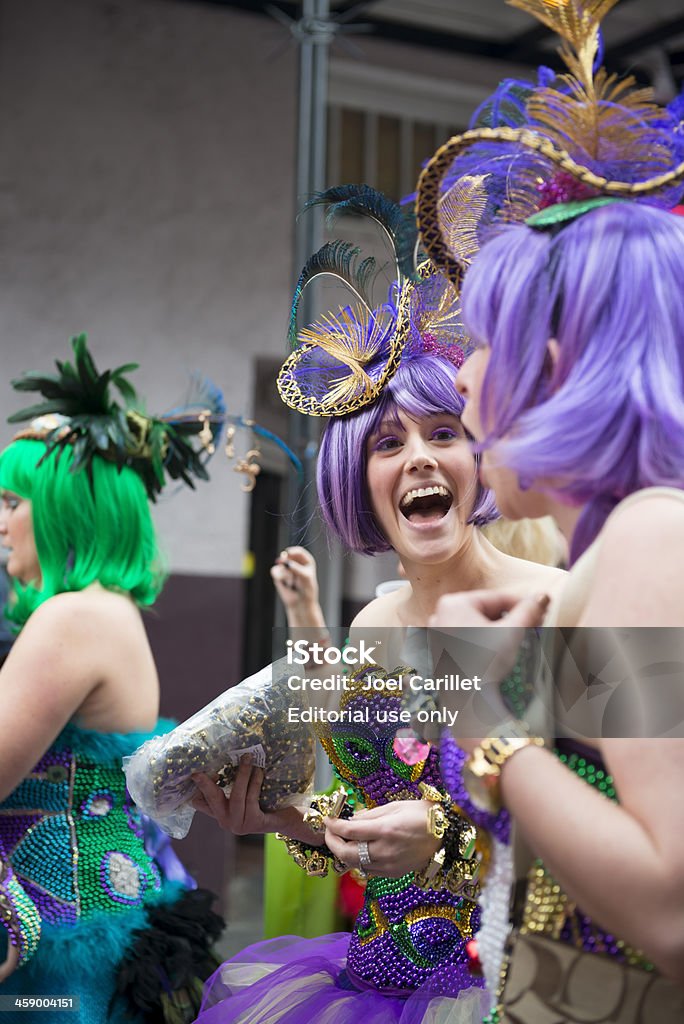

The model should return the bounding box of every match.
[0,722,168,929]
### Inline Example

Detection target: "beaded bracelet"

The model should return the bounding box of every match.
[414,784,481,899]
[0,857,41,967]
[275,787,353,878]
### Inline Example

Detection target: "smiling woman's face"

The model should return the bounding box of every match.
[0,491,41,586]
[365,409,478,566]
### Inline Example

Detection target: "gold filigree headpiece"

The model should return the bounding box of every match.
[278,185,488,417]
[416,0,684,286]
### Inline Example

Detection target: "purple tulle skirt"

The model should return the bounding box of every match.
[196,933,488,1024]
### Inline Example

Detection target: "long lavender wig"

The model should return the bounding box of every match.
[460,202,684,562]
[317,352,498,554]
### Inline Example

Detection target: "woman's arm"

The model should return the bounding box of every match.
[429,501,684,982]
[0,596,101,800]
[509,501,684,979]
[498,739,684,983]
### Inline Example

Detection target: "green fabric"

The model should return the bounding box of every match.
[263,833,340,939]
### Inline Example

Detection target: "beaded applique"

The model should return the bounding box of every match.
[0,737,163,929]
[0,853,41,965]
[317,667,484,994]
[520,745,652,969]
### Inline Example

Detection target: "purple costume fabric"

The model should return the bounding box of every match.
[196,672,487,1024]
[198,933,486,1024]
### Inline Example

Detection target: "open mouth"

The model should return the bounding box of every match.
[399,485,453,523]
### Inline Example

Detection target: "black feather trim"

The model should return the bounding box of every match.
[305,184,420,283]
[9,335,224,502]
[112,889,225,1024]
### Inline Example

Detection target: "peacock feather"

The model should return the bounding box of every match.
[288,240,377,348]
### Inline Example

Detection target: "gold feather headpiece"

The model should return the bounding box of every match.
[416,0,684,286]
[278,185,487,417]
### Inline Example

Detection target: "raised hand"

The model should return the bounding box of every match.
[271,547,326,630]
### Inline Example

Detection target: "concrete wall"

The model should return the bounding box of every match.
[0,0,299,576]
[0,0,523,580]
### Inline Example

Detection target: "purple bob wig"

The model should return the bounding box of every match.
[460,202,684,562]
[317,352,498,554]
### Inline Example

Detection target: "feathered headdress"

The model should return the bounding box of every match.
[416,0,684,286]
[277,185,484,417]
[9,334,301,499]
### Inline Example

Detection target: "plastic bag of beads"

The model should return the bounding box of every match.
[123,661,315,838]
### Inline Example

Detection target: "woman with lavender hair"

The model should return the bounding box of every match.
[414,0,684,1017]
[191,188,564,1024]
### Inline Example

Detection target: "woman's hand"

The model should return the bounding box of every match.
[0,941,19,983]
[191,758,321,845]
[271,547,328,632]
[427,590,550,736]
[324,801,441,877]
[430,589,550,629]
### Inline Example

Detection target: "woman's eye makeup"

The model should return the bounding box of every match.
[431,426,459,441]
[1,493,21,511]
[372,434,402,452]
[369,419,463,451]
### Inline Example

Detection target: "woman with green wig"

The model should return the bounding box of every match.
[0,336,223,1023]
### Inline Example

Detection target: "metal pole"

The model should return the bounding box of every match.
[286,0,343,628]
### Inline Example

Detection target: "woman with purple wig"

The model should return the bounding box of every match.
[414,0,684,1019]
[192,188,564,1024]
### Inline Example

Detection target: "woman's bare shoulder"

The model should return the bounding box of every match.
[20,589,146,666]
[598,492,684,578]
[351,587,408,629]
[496,557,567,597]
[583,494,684,625]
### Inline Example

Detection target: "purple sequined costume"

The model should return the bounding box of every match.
[197,670,487,1024]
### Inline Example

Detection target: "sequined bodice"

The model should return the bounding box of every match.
[319,671,482,994]
[0,723,163,927]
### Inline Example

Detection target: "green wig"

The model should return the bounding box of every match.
[0,439,166,628]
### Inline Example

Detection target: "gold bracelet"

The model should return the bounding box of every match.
[414,845,480,899]
[276,787,351,878]
[465,734,545,813]
[302,787,348,833]
[275,833,348,878]
[415,783,480,898]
